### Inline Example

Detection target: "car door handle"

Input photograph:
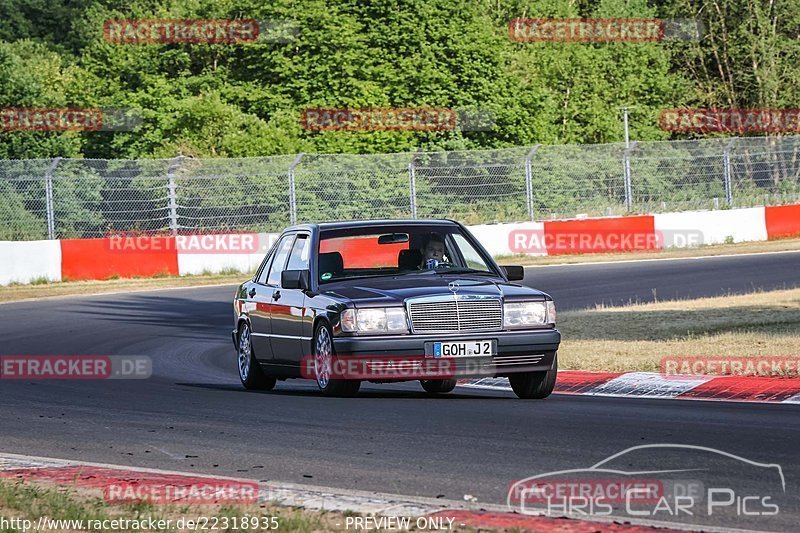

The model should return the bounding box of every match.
[272,290,281,300]
[248,288,256,298]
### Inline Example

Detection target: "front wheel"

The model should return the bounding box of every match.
[313,323,361,397]
[237,322,276,390]
[420,379,457,394]
[508,353,558,399]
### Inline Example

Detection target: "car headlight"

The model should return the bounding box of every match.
[340,308,408,333]
[504,301,549,328]
[546,300,556,325]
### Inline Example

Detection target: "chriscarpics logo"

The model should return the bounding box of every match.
[508,444,785,529]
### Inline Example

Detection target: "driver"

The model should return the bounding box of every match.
[420,232,446,269]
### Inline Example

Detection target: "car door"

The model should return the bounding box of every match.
[251,233,295,362]
[270,233,311,365]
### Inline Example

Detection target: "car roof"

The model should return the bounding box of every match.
[283,219,459,233]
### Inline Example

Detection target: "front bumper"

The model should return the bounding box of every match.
[332,328,560,379]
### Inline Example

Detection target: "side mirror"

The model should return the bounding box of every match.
[502,265,525,281]
[281,269,311,291]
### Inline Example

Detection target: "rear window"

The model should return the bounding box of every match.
[319,235,408,269]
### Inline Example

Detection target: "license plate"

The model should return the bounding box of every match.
[432,340,495,358]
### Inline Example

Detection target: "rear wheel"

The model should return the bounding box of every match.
[508,353,558,399]
[314,323,361,397]
[237,322,276,390]
[420,379,457,394]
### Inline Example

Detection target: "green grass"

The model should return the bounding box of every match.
[558,288,800,373]
[0,479,353,532]
[0,480,112,522]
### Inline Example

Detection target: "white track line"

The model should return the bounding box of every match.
[523,248,800,268]
[459,373,800,405]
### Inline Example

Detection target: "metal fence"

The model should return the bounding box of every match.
[2,136,800,240]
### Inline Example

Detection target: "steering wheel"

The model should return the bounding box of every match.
[424,260,455,269]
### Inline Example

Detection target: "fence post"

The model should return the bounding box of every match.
[288,153,304,225]
[525,144,541,221]
[408,154,418,219]
[44,157,61,240]
[623,141,638,211]
[723,137,737,206]
[166,155,183,235]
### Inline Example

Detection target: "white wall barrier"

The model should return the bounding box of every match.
[653,207,768,247]
[0,240,62,286]
[0,206,791,286]
[176,232,280,276]
[469,221,547,257]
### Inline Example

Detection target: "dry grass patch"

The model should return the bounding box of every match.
[557,288,800,373]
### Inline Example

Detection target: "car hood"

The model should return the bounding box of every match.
[320,274,548,307]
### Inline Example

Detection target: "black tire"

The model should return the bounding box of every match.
[237,322,277,391]
[508,353,558,399]
[420,379,457,394]
[313,322,361,397]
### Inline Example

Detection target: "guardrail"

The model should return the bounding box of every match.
[3,204,799,286]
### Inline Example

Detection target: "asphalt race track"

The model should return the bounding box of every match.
[1,251,799,531]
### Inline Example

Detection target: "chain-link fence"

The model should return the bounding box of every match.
[2,136,800,240]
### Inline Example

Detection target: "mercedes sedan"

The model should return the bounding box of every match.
[232,219,560,398]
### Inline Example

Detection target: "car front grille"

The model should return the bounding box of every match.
[407,296,502,333]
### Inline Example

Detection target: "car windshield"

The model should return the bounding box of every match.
[317,224,496,283]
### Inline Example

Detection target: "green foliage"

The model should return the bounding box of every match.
[0,40,85,158]
[0,177,46,239]
[0,0,704,159]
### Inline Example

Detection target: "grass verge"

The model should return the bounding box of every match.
[0,272,251,303]
[0,477,451,532]
[558,288,800,373]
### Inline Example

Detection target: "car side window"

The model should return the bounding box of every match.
[450,233,491,272]
[265,234,295,286]
[254,238,279,284]
[286,234,310,271]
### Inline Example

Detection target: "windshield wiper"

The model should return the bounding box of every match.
[398,267,496,277]
[434,267,496,275]
[323,273,398,282]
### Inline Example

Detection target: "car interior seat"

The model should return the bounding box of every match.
[398,248,422,270]
[318,251,344,277]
